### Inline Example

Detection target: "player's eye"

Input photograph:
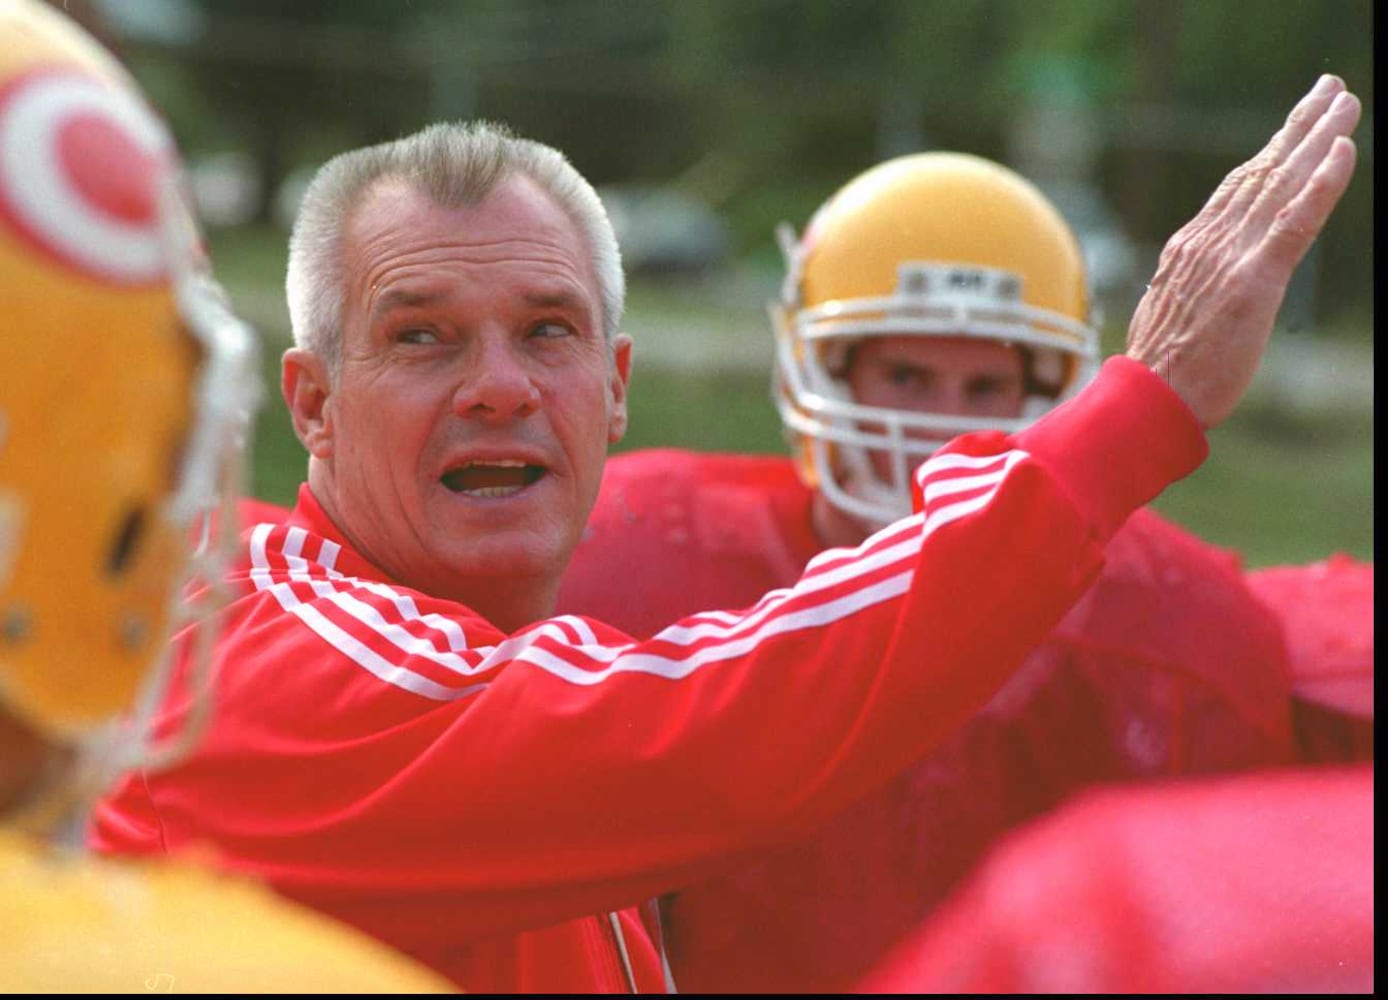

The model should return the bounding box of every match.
[886,364,929,389]
[967,376,1017,400]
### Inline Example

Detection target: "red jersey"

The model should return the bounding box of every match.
[856,764,1374,993]
[559,438,1299,991]
[91,358,1204,993]
[1247,554,1374,763]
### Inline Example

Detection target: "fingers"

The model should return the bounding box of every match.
[1119,74,1362,432]
[1201,75,1347,224]
[1261,135,1359,277]
[1184,77,1360,283]
[1260,84,1354,197]
[1265,74,1348,171]
[1245,86,1361,285]
[1251,85,1361,214]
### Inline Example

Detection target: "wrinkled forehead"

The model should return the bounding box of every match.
[345,174,598,298]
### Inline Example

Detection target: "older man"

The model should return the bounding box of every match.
[93,77,1360,993]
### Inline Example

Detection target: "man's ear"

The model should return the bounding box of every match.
[282,348,334,459]
[607,333,633,445]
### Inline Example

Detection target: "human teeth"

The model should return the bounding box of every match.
[442,461,543,495]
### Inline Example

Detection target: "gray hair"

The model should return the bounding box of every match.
[285,120,625,373]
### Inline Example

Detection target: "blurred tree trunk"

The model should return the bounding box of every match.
[1119,0,1181,244]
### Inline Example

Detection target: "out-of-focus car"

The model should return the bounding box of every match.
[597,183,730,276]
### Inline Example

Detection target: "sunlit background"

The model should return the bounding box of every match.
[58,0,1373,565]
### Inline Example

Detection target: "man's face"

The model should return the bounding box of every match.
[304,175,629,604]
[845,334,1024,482]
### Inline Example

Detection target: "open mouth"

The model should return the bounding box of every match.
[441,459,547,498]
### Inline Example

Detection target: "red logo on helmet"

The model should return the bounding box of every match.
[0,67,174,284]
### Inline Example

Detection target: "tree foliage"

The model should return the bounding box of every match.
[105,0,1371,326]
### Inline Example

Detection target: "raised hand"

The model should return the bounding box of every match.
[1125,74,1361,429]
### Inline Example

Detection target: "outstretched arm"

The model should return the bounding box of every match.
[1125,74,1361,429]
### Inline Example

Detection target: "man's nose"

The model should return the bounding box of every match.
[452,337,541,422]
[928,383,969,417]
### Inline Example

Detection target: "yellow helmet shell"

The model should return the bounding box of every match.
[1,830,456,992]
[0,0,200,738]
[796,151,1090,321]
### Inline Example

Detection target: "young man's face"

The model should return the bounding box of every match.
[845,334,1025,482]
[290,175,630,621]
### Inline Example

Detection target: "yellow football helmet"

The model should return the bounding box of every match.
[0,0,259,769]
[773,151,1100,528]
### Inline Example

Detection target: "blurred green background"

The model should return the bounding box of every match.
[67,0,1372,567]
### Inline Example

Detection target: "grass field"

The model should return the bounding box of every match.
[220,225,1373,571]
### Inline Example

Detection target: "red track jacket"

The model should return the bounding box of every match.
[90,358,1204,992]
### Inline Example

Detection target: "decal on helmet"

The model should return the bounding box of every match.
[0,67,173,284]
[895,263,1026,305]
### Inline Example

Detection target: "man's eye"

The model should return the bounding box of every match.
[530,321,572,339]
[397,329,441,345]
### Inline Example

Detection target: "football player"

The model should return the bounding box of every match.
[857,762,1372,993]
[558,152,1371,991]
[0,0,451,989]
